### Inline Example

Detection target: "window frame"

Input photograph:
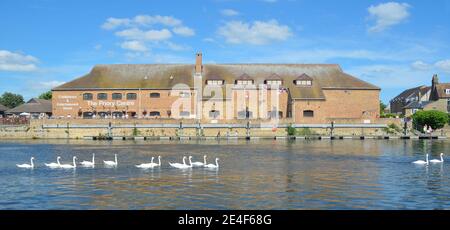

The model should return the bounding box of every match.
[126,93,137,100]
[112,93,123,100]
[83,93,93,101]
[97,93,108,100]
[150,92,161,98]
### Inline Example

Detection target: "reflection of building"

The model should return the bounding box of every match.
[390,74,450,116]
[52,52,380,123]
[5,98,52,118]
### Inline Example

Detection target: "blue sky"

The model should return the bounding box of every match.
[0,0,449,104]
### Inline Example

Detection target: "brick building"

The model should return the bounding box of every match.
[52,53,380,123]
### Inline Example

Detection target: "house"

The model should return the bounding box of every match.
[390,86,430,115]
[5,98,52,118]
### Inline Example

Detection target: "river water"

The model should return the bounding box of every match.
[0,139,449,209]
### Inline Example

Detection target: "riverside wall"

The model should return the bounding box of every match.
[0,118,445,140]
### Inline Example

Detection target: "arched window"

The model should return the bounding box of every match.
[97,93,108,100]
[209,110,220,119]
[112,93,122,100]
[83,93,93,100]
[150,92,161,98]
[303,110,314,117]
[180,111,190,117]
[149,111,160,117]
[127,93,137,100]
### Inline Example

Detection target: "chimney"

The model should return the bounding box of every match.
[195,52,203,74]
[432,74,439,86]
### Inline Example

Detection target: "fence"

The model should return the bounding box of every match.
[0,117,29,126]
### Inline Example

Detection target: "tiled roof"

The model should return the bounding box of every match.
[6,98,52,114]
[53,64,380,99]
[0,103,8,111]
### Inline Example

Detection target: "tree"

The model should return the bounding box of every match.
[0,92,25,108]
[412,110,449,131]
[38,91,52,100]
[380,101,387,115]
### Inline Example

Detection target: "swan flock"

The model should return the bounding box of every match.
[17,154,220,170]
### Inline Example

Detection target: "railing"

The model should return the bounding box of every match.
[0,117,30,126]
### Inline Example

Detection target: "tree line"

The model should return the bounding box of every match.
[0,91,52,109]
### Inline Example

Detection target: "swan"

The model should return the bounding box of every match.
[60,156,77,169]
[104,154,118,167]
[17,157,35,169]
[169,156,191,169]
[136,156,157,169]
[45,156,61,168]
[189,155,206,167]
[413,154,429,165]
[204,158,219,169]
[80,153,95,167]
[430,153,444,163]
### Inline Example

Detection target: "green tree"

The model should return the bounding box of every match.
[380,101,387,115]
[0,92,25,108]
[412,110,449,131]
[38,91,52,100]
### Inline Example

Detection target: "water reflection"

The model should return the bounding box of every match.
[0,139,449,209]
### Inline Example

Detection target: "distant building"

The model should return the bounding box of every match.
[390,85,430,115]
[390,74,450,116]
[52,52,381,123]
[6,98,52,118]
[0,103,8,117]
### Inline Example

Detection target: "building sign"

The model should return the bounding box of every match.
[87,101,135,107]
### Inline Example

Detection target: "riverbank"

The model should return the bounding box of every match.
[0,118,448,140]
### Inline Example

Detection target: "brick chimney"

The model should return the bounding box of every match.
[430,74,439,101]
[195,52,202,74]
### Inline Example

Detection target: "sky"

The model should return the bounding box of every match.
[0,0,449,104]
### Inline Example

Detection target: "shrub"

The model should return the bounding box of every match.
[286,124,296,136]
[296,128,316,136]
[412,110,449,131]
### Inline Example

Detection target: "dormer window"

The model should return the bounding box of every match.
[206,80,224,85]
[235,80,254,85]
[265,80,282,85]
[445,89,450,94]
[294,74,313,87]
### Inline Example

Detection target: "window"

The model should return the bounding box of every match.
[112,93,122,100]
[265,80,282,85]
[303,110,314,117]
[236,80,253,85]
[149,111,160,117]
[206,80,224,85]
[97,93,108,100]
[83,93,93,100]
[150,92,160,98]
[180,111,190,117]
[295,80,312,86]
[82,112,94,118]
[179,92,191,98]
[237,110,253,119]
[445,89,450,94]
[127,93,137,100]
[209,110,220,119]
[268,111,283,119]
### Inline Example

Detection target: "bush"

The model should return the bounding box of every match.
[383,123,402,134]
[412,110,449,131]
[296,128,316,136]
[286,124,296,136]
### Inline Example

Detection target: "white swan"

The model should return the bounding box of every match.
[80,153,95,167]
[190,155,206,167]
[136,156,156,169]
[169,156,191,169]
[17,157,35,169]
[430,153,444,163]
[60,156,77,169]
[104,154,118,167]
[45,156,61,168]
[413,154,429,165]
[204,158,219,168]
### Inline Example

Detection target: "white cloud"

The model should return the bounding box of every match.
[102,15,182,30]
[411,60,431,71]
[120,40,148,52]
[38,81,66,88]
[221,9,239,17]
[172,26,195,37]
[101,17,131,30]
[0,50,39,72]
[165,41,191,51]
[217,20,292,45]
[368,2,411,33]
[115,28,172,41]
[435,59,450,73]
